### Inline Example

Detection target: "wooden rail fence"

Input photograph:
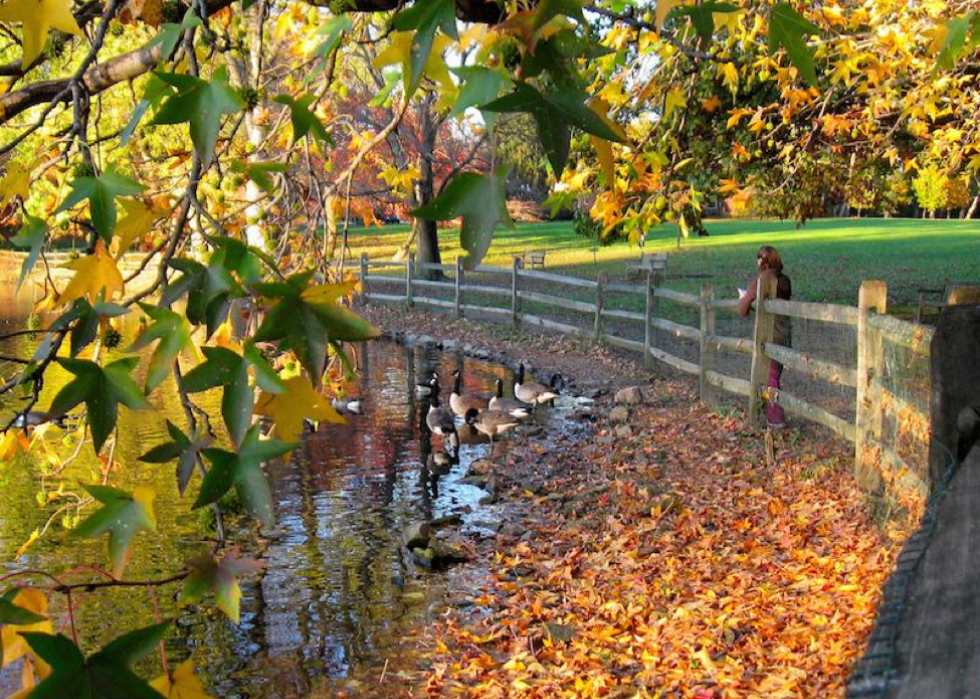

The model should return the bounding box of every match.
[358,253,936,509]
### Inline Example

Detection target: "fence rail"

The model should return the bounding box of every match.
[358,252,937,512]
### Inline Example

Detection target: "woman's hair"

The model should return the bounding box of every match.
[757,245,783,273]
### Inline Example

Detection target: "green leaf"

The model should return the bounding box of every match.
[179,547,264,623]
[9,213,45,289]
[74,485,156,577]
[482,82,626,175]
[369,69,401,108]
[126,303,194,392]
[161,250,243,336]
[230,160,288,194]
[139,420,210,495]
[412,169,513,270]
[449,66,511,120]
[48,357,152,452]
[181,345,284,446]
[196,426,294,526]
[768,2,820,86]
[533,0,585,32]
[152,67,244,162]
[939,16,971,69]
[23,623,170,699]
[120,73,175,147]
[54,168,144,243]
[273,93,333,145]
[252,272,381,379]
[392,0,458,88]
[146,8,202,60]
[45,298,129,358]
[0,596,47,625]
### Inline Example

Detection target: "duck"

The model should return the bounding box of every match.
[464,407,520,442]
[449,369,490,418]
[426,449,456,477]
[425,395,457,438]
[488,379,531,419]
[514,363,559,405]
[331,398,363,415]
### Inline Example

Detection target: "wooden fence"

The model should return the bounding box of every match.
[358,253,935,513]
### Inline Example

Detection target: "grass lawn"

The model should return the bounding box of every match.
[347,217,980,309]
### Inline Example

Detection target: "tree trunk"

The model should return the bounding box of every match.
[967,195,980,220]
[415,94,442,280]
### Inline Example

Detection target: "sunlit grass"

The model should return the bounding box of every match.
[347,217,980,306]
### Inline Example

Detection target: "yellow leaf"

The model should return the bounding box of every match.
[0,430,29,463]
[150,660,217,699]
[718,178,742,195]
[134,486,158,530]
[1,589,51,667]
[299,281,360,306]
[57,240,124,306]
[664,88,686,118]
[655,0,682,33]
[726,107,753,129]
[701,95,722,112]
[373,32,454,97]
[112,198,166,258]
[719,61,739,93]
[586,98,625,190]
[0,161,30,210]
[254,375,345,444]
[714,10,742,33]
[0,0,83,67]
[15,529,39,558]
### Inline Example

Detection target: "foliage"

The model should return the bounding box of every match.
[912,166,949,215]
[425,401,904,699]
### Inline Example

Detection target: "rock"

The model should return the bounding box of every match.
[471,520,503,533]
[609,406,631,423]
[459,475,489,488]
[404,521,431,550]
[614,386,645,405]
[442,339,459,352]
[430,513,462,527]
[544,622,577,643]
[478,491,496,505]
[615,425,633,439]
[430,541,469,567]
[469,458,495,474]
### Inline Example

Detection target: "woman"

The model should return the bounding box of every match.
[738,245,792,428]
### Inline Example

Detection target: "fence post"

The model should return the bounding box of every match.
[511,256,522,328]
[594,272,607,340]
[360,253,368,299]
[699,284,714,402]
[747,275,778,427]
[643,270,654,369]
[455,256,464,318]
[406,253,414,307]
[855,280,888,491]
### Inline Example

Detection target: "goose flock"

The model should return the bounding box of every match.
[422,363,561,450]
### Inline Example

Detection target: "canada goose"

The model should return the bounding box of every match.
[514,363,559,405]
[425,396,457,437]
[449,369,490,418]
[488,379,531,419]
[331,398,363,415]
[455,422,491,446]
[426,449,456,477]
[415,371,439,397]
[464,407,520,442]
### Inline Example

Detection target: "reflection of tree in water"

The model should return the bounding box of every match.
[0,330,513,699]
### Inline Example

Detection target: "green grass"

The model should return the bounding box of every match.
[348,217,980,308]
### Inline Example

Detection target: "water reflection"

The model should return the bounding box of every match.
[0,286,567,698]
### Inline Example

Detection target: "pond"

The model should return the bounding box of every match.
[0,287,580,698]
